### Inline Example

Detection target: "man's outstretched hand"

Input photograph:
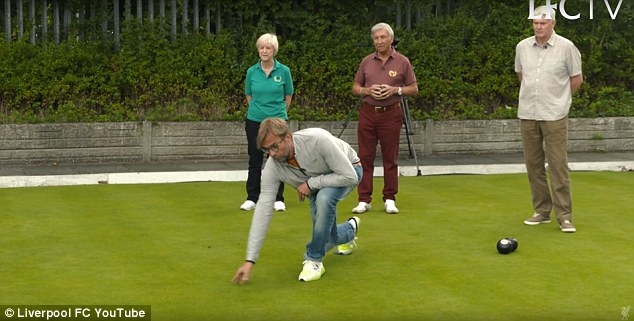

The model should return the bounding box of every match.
[232,261,255,285]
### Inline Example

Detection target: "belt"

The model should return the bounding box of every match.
[353,161,362,166]
[365,102,400,113]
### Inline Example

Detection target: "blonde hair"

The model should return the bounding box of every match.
[256,33,279,55]
[257,118,289,149]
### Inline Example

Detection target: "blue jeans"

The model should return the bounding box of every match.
[304,164,363,262]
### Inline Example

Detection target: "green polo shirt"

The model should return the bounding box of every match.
[245,59,294,122]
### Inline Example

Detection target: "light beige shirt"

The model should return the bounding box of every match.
[515,32,582,121]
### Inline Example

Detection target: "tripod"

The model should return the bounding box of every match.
[338,96,422,176]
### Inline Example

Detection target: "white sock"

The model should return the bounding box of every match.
[348,218,358,234]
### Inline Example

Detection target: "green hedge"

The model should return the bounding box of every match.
[0,3,632,123]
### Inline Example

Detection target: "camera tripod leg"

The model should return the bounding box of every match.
[339,96,422,176]
[401,97,422,176]
[338,97,364,138]
[403,105,414,158]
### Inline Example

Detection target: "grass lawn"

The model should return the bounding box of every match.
[1,172,632,321]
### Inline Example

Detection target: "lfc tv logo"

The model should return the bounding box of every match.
[527,0,624,20]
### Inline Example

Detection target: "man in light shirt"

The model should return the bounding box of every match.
[515,5,583,233]
[232,117,362,283]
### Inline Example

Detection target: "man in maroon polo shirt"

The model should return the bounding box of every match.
[351,22,418,214]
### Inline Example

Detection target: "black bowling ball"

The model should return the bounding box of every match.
[506,237,519,252]
[497,238,514,254]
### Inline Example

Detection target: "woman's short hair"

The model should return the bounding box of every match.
[371,23,394,39]
[256,33,279,55]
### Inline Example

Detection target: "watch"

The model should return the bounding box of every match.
[397,87,403,96]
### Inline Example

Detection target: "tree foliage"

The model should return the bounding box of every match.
[0,0,632,123]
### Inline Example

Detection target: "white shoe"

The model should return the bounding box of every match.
[239,200,256,211]
[384,200,399,214]
[274,201,286,212]
[298,260,325,282]
[352,202,371,214]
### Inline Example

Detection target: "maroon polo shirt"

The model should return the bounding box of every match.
[354,48,417,107]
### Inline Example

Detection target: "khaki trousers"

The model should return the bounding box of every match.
[520,117,573,222]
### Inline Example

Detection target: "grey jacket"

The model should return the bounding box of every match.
[245,127,360,262]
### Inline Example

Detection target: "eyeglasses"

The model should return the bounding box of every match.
[261,137,285,154]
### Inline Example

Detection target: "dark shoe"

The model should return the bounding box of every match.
[560,220,576,233]
[523,213,551,225]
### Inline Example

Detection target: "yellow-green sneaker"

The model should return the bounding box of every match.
[333,239,357,255]
[298,260,325,282]
[333,216,360,255]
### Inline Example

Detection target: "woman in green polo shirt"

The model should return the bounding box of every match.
[240,33,294,212]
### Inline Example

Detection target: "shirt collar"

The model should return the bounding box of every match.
[257,59,280,71]
[532,32,557,48]
[373,47,397,60]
